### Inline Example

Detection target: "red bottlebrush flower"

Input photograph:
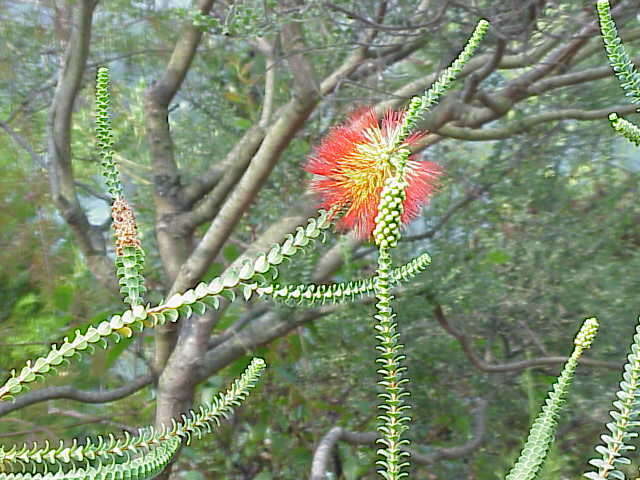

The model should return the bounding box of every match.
[305,108,442,239]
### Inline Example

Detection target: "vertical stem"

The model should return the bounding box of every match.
[374,246,410,479]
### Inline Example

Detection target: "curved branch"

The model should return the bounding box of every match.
[376,2,636,150]
[309,426,344,480]
[462,39,506,103]
[489,0,633,104]
[45,0,115,290]
[145,0,218,385]
[0,418,56,440]
[180,34,369,214]
[145,0,216,283]
[47,407,138,435]
[410,398,489,464]
[257,37,277,128]
[219,245,607,381]
[145,0,214,108]
[374,20,568,115]
[431,104,640,142]
[170,95,319,293]
[528,55,640,96]
[153,21,324,459]
[312,234,361,283]
[570,26,640,67]
[309,398,489,479]
[325,0,448,33]
[0,374,153,417]
[432,304,619,372]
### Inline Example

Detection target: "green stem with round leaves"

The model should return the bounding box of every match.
[372,176,412,480]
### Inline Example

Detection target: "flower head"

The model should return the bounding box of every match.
[305,108,441,239]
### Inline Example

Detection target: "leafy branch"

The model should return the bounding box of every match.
[597,0,640,146]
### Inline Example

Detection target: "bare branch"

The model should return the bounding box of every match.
[177,124,266,231]
[179,38,277,216]
[257,37,277,128]
[181,24,376,211]
[171,97,319,294]
[309,398,489,479]
[170,22,320,295]
[281,22,320,98]
[145,0,216,283]
[569,25,640,67]
[324,1,448,33]
[461,39,506,103]
[75,181,113,203]
[432,104,640,142]
[0,418,56,440]
[309,426,345,480]
[0,374,153,417]
[497,2,629,98]
[145,0,218,388]
[180,165,227,209]
[312,234,361,283]
[527,56,640,96]
[409,398,489,464]
[46,0,114,289]
[432,304,619,372]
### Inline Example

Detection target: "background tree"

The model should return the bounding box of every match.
[1,0,640,478]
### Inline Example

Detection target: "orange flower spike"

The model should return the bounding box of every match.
[305,108,442,240]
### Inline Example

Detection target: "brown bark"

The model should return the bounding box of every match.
[46,0,115,289]
[153,25,321,478]
[145,0,216,284]
[143,0,216,378]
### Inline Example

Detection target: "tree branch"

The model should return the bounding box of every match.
[154,21,323,466]
[145,0,215,283]
[181,24,372,211]
[176,124,266,231]
[257,37,277,128]
[0,374,153,417]
[526,56,640,96]
[46,0,114,290]
[432,304,619,372]
[47,407,138,435]
[170,22,320,295]
[145,0,217,389]
[432,104,640,142]
[309,398,489,479]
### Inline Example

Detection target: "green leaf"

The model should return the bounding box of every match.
[165,309,179,323]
